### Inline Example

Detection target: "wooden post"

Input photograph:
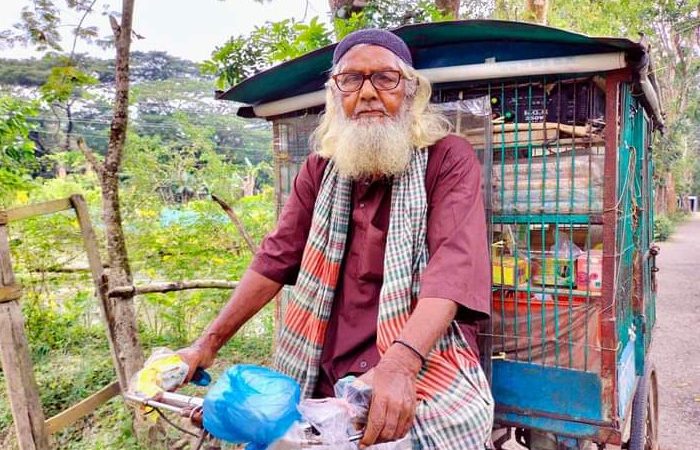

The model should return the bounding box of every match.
[601,70,630,423]
[69,195,130,390]
[0,225,50,450]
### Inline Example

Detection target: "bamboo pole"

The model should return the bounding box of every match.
[0,225,50,450]
[70,194,130,391]
[109,280,239,298]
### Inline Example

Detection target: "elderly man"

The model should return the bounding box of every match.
[179,29,493,449]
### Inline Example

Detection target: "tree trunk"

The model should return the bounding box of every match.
[102,0,144,386]
[525,0,548,24]
[329,0,367,19]
[435,0,460,17]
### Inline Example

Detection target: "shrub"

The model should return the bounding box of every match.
[654,214,674,241]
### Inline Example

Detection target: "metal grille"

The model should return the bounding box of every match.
[272,114,320,215]
[437,76,609,372]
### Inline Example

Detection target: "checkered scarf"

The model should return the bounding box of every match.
[274,149,494,449]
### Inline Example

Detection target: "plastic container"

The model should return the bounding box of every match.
[576,249,603,293]
[530,251,575,288]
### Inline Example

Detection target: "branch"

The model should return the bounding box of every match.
[69,0,99,60]
[76,137,104,181]
[109,15,120,38]
[108,280,239,298]
[28,267,90,273]
[211,194,259,254]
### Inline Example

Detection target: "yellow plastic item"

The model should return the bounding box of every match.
[492,256,530,286]
[129,349,189,399]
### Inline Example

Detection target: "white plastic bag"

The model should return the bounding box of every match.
[269,376,411,449]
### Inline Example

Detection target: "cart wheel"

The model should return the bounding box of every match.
[628,364,659,450]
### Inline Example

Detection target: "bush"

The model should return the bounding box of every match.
[654,214,674,241]
[670,210,691,224]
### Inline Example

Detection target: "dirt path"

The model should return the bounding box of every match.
[650,213,700,450]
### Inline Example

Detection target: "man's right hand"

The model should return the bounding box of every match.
[173,269,283,385]
[177,342,216,384]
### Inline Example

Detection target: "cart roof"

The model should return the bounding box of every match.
[218,20,646,112]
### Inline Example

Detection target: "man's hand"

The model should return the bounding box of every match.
[359,344,422,447]
[176,341,216,384]
[175,269,283,385]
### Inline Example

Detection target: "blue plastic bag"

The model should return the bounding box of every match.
[202,364,301,449]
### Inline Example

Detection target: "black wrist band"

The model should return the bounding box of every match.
[392,339,427,366]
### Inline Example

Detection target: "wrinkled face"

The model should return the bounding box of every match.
[334,45,407,120]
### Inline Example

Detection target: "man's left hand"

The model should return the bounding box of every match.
[358,345,422,447]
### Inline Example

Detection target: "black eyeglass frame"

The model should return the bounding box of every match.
[331,70,403,93]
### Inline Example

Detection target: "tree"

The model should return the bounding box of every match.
[3,0,145,413]
[435,0,461,17]
[0,97,38,206]
[96,0,146,387]
[535,0,700,213]
[524,0,548,24]
[202,0,456,89]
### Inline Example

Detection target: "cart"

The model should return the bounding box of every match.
[217,20,663,450]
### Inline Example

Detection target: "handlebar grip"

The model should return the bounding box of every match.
[191,367,212,387]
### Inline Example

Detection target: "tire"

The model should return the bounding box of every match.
[628,363,659,450]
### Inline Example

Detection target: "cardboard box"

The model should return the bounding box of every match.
[492,256,530,286]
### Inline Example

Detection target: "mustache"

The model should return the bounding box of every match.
[353,108,389,118]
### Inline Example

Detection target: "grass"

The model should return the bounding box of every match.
[0,301,275,449]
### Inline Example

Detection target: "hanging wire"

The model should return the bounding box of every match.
[144,406,202,439]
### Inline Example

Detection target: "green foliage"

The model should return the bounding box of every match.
[4,0,63,51]
[202,17,333,89]
[0,128,276,443]
[0,56,62,86]
[40,64,97,103]
[654,214,674,241]
[0,52,202,88]
[337,0,455,34]
[692,156,700,196]
[0,96,38,206]
[203,0,456,89]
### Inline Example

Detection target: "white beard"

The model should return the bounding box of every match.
[328,108,414,180]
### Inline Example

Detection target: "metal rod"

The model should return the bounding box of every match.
[123,393,187,415]
[253,53,627,117]
[495,404,615,428]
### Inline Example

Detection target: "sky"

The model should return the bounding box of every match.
[1,0,332,62]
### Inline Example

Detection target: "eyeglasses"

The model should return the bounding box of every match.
[332,70,402,93]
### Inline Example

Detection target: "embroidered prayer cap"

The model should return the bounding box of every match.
[332,28,413,67]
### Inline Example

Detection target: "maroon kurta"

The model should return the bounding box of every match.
[249,134,491,397]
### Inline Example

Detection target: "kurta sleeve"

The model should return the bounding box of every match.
[418,136,491,320]
[249,154,325,285]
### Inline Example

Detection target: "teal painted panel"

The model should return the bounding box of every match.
[492,360,605,434]
[220,20,644,105]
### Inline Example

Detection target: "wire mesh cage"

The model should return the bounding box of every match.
[433,75,611,373]
[268,73,656,377]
